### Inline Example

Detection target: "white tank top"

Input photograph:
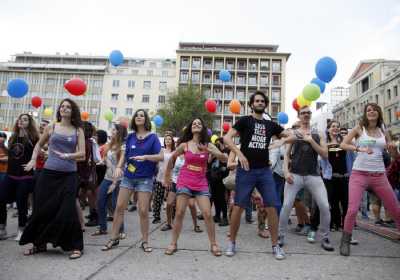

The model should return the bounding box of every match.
[352,127,386,172]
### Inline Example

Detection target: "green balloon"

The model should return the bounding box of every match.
[151,121,156,132]
[302,84,321,101]
[104,110,114,122]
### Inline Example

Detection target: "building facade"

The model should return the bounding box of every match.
[332,59,400,135]
[0,52,107,129]
[99,58,176,130]
[176,42,290,132]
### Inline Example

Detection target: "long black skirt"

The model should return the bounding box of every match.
[19,169,83,251]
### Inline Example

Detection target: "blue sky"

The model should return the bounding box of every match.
[1,0,399,123]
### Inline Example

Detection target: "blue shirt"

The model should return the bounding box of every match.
[124,132,161,179]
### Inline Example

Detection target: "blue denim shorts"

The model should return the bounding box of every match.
[234,167,280,208]
[176,185,210,198]
[120,176,153,193]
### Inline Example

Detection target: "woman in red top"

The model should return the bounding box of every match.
[163,118,227,256]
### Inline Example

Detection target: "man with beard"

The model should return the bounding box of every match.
[223,91,291,260]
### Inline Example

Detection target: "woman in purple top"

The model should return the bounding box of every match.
[163,118,227,256]
[20,98,86,259]
[102,109,163,253]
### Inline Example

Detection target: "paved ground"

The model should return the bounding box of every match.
[0,207,399,280]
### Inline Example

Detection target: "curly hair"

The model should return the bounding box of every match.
[56,98,82,128]
[359,103,384,130]
[180,118,210,145]
[9,113,39,146]
[130,109,151,132]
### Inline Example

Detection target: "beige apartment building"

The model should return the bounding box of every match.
[176,42,290,132]
[99,58,176,130]
[0,52,107,129]
[332,59,400,136]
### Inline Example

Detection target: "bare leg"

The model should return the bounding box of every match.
[137,192,152,242]
[110,188,131,239]
[170,195,190,246]
[229,205,244,242]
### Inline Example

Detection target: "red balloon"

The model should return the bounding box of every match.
[31,96,42,108]
[222,122,230,132]
[205,99,217,113]
[292,98,300,111]
[64,78,87,96]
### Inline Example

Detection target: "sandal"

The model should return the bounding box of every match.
[119,232,127,240]
[160,224,173,231]
[140,241,153,253]
[24,245,47,256]
[101,238,119,251]
[194,225,203,233]
[258,229,270,239]
[69,250,83,260]
[164,243,178,255]
[210,243,222,257]
[91,229,108,236]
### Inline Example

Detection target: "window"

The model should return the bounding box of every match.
[361,77,369,93]
[131,70,139,75]
[110,107,117,115]
[125,108,133,115]
[388,108,392,123]
[143,81,151,89]
[203,73,212,83]
[46,78,56,85]
[272,60,281,72]
[112,80,120,87]
[237,60,247,70]
[162,71,168,77]
[394,86,398,97]
[375,95,379,104]
[213,88,222,99]
[272,75,281,86]
[225,89,233,100]
[387,89,391,100]
[260,60,269,71]
[249,60,258,71]
[142,95,150,103]
[180,57,189,68]
[203,87,211,98]
[214,59,224,70]
[271,104,280,117]
[236,90,245,101]
[147,70,153,76]
[180,71,189,83]
[128,80,135,88]
[248,75,257,86]
[111,94,119,101]
[260,75,269,87]
[272,89,281,102]
[192,57,201,69]
[127,94,134,102]
[203,59,212,70]
[150,62,157,68]
[93,80,102,87]
[237,75,246,85]
[159,81,167,91]
[191,72,200,83]
[158,95,166,104]
[226,60,235,70]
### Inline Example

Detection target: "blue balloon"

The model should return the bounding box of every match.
[315,57,337,83]
[153,115,164,127]
[310,77,326,93]
[7,79,29,98]
[219,69,231,82]
[109,50,124,66]
[277,112,289,125]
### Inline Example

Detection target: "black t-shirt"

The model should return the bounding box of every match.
[7,137,36,177]
[233,116,284,169]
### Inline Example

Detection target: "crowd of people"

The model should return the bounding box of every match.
[0,91,399,261]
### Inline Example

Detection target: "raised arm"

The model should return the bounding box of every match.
[207,143,228,162]
[340,126,362,152]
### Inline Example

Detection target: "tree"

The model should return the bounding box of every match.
[158,85,214,136]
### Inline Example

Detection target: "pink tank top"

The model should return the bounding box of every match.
[176,147,209,191]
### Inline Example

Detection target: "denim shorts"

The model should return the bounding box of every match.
[234,166,280,208]
[120,176,153,193]
[176,185,210,198]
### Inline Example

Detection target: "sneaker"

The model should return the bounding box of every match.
[278,235,285,247]
[350,237,359,245]
[152,218,161,224]
[0,225,7,240]
[374,219,385,226]
[160,224,173,231]
[107,216,114,222]
[295,224,304,232]
[14,228,23,242]
[85,219,98,227]
[225,241,236,257]
[272,245,286,260]
[307,231,316,243]
[12,212,18,218]
[299,224,311,236]
[321,238,334,251]
[119,232,127,240]
[128,205,137,212]
[197,214,204,220]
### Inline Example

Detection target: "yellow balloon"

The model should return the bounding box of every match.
[297,94,311,107]
[211,135,218,144]
[43,108,53,117]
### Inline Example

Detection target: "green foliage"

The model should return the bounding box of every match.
[158,85,213,136]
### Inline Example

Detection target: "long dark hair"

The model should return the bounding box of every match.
[326,120,343,144]
[130,109,151,132]
[82,121,95,140]
[9,113,39,146]
[56,98,82,128]
[164,134,176,151]
[359,103,384,130]
[180,118,209,145]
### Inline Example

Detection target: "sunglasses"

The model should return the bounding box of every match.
[300,111,312,115]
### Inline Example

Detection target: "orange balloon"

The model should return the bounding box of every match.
[229,99,241,114]
[396,111,400,118]
[81,111,89,121]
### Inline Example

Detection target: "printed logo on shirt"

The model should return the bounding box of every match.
[248,123,267,149]
[67,137,73,142]
[131,145,136,149]
[127,163,136,173]
[187,164,202,172]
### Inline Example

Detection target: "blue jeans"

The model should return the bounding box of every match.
[273,172,285,215]
[97,179,124,232]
